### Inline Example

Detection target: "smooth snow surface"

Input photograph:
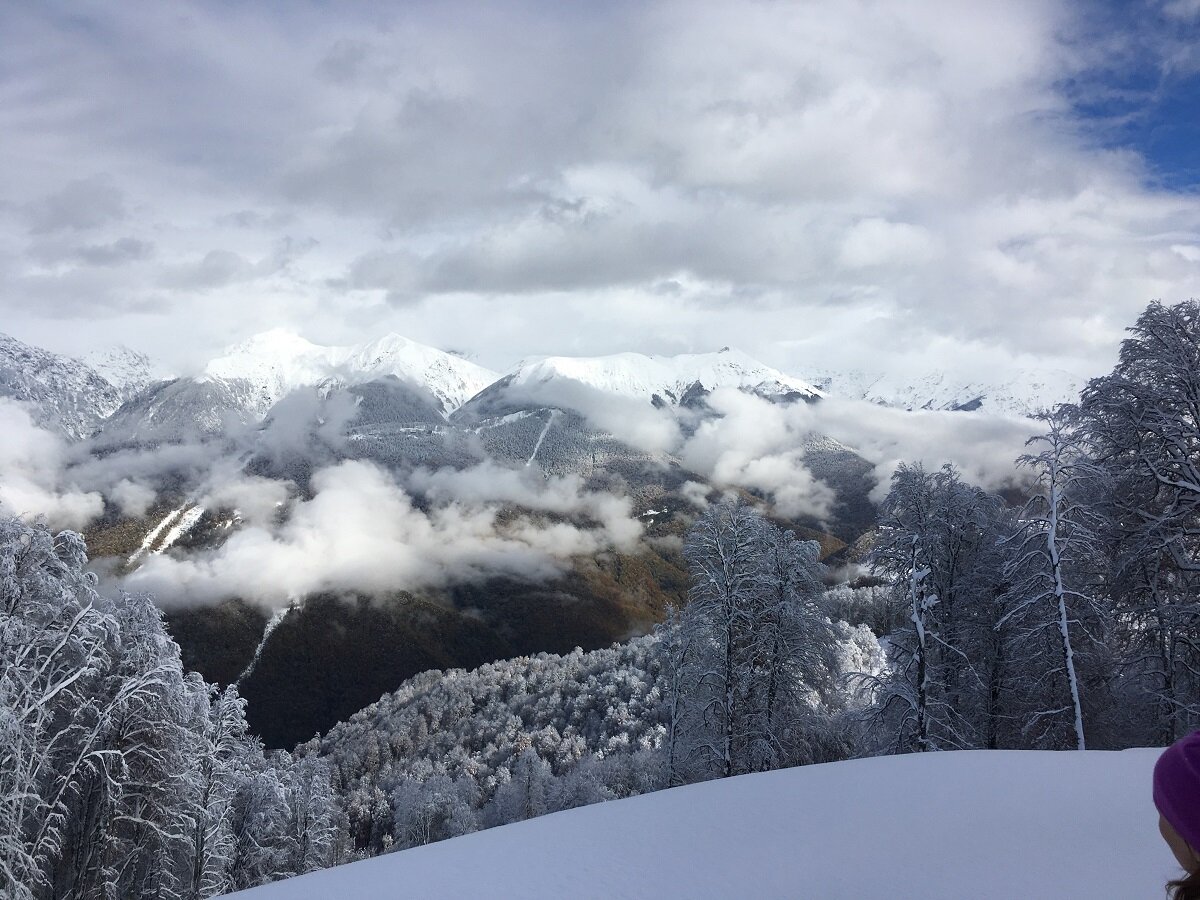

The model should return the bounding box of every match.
[228,749,1171,900]
[203,329,499,415]
[507,347,823,406]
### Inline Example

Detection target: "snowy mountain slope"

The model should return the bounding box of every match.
[83,344,171,402]
[0,331,122,439]
[229,748,1170,900]
[503,346,822,407]
[94,331,498,443]
[203,329,499,418]
[808,367,1083,418]
[98,375,266,440]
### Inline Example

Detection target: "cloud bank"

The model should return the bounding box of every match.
[0,368,1041,607]
[0,1,1196,386]
[0,400,104,530]
[125,460,645,608]
[527,383,1039,518]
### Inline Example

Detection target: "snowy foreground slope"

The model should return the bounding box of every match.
[229,749,1171,900]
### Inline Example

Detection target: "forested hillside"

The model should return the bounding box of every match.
[0,518,341,899]
[8,298,1200,899]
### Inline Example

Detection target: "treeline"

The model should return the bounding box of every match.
[309,512,881,858]
[862,300,1200,753]
[0,518,341,899]
[0,509,882,895]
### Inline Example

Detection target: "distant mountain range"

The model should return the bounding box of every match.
[0,329,1080,445]
[0,328,1083,746]
[808,367,1082,418]
[487,347,823,409]
[82,344,172,403]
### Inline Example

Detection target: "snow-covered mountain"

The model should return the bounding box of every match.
[505,347,823,406]
[96,330,501,442]
[2,324,1083,449]
[82,344,172,402]
[202,329,499,418]
[460,347,822,421]
[229,748,1167,900]
[0,332,122,439]
[808,367,1083,418]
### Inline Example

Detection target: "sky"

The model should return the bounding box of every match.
[2,0,1199,384]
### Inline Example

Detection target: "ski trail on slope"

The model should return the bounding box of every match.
[127,506,184,565]
[237,605,293,685]
[127,503,206,567]
[526,410,558,467]
[155,505,204,553]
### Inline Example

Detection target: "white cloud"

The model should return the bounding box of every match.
[1163,0,1200,22]
[124,459,645,607]
[550,385,1038,514]
[503,379,683,454]
[678,390,838,520]
[788,397,1038,503]
[199,471,292,527]
[679,480,711,509]
[839,219,943,269]
[408,462,643,551]
[110,478,156,518]
[0,400,104,530]
[0,0,1194,386]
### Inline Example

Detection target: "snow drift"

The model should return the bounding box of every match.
[227,748,1172,899]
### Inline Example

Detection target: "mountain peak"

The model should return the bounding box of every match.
[203,329,499,415]
[82,344,172,401]
[221,328,323,357]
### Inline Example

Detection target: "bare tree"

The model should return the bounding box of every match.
[746,527,835,771]
[998,409,1108,750]
[677,499,768,779]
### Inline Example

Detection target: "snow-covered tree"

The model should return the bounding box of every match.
[0,522,115,899]
[998,410,1109,750]
[657,605,693,787]
[0,517,346,900]
[392,773,479,849]
[676,499,768,779]
[180,682,255,899]
[862,464,1006,753]
[0,521,203,900]
[1078,300,1200,741]
[744,527,836,771]
[670,500,846,778]
[225,767,292,892]
[488,748,554,825]
[278,751,338,875]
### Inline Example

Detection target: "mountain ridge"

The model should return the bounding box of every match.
[0,332,123,439]
[202,328,500,418]
[1,328,1084,447]
[504,346,823,407]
